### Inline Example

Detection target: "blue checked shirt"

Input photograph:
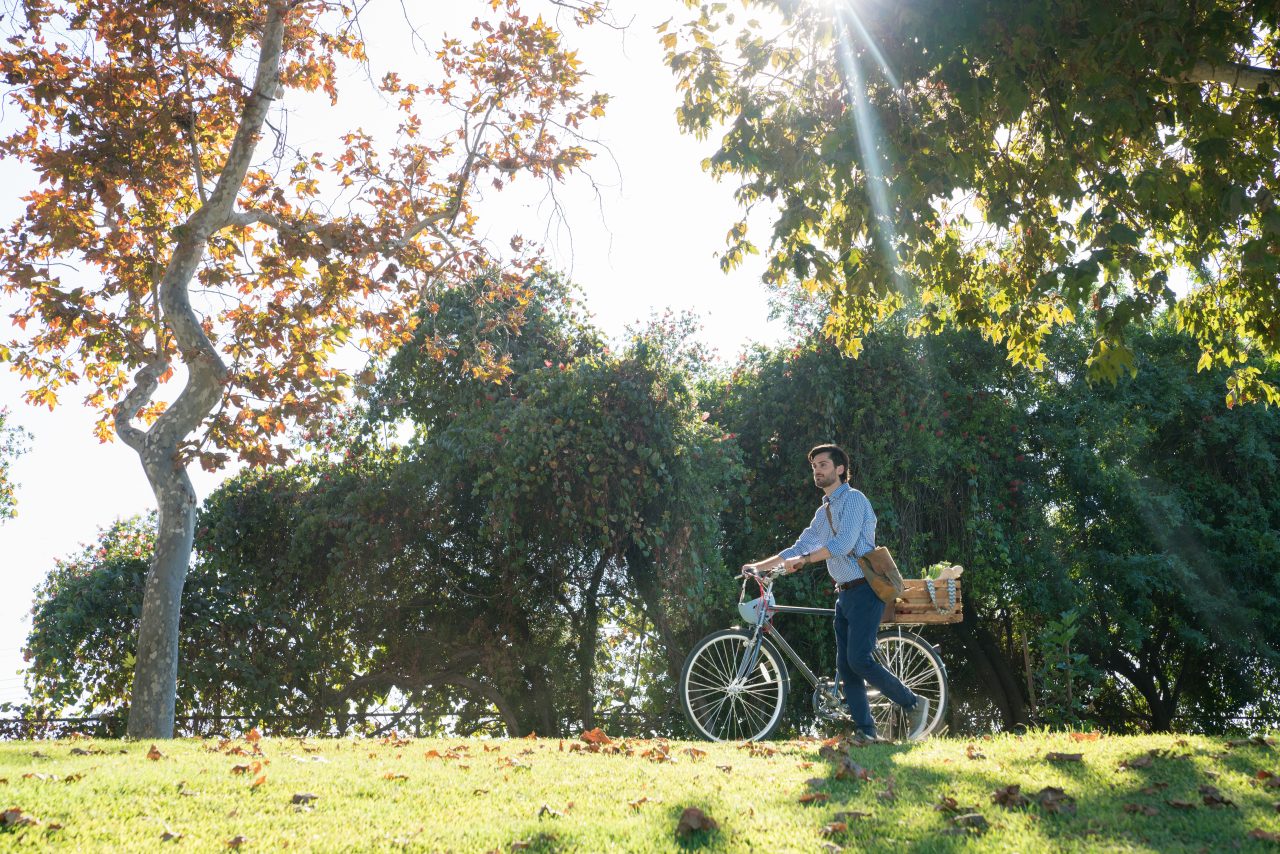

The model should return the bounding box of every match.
[779,483,877,584]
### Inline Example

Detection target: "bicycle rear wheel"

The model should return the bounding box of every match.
[868,628,948,740]
[680,628,789,742]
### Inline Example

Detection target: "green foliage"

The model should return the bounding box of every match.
[24,278,1279,737]
[1035,610,1093,728]
[25,515,155,724]
[0,406,29,523]
[24,273,742,737]
[709,316,1280,734]
[1032,319,1280,732]
[664,0,1280,403]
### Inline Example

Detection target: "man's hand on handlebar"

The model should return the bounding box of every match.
[740,556,806,578]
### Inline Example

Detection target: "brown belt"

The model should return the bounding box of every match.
[834,577,867,593]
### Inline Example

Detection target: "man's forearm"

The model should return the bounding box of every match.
[745,553,786,570]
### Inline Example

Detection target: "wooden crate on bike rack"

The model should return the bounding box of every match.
[882,578,964,625]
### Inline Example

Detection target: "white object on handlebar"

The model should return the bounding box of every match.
[738,590,777,624]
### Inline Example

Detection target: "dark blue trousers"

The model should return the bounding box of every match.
[835,582,918,737]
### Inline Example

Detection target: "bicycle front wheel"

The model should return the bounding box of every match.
[868,629,949,740]
[680,628,789,742]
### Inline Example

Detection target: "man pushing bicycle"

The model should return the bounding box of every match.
[741,443,930,743]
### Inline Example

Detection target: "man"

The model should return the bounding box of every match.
[742,443,929,742]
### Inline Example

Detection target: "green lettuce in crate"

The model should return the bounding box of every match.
[918,561,964,581]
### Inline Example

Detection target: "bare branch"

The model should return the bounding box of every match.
[113,357,169,452]
[1174,61,1280,91]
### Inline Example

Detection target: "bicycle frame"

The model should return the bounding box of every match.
[737,572,842,703]
[751,604,833,693]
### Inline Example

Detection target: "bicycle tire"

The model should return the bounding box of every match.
[680,628,790,742]
[867,628,949,740]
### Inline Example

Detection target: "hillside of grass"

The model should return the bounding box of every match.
[1,730,1279,851]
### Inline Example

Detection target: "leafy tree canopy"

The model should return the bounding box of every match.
[664,0,1280,406]
[0,0,611,737]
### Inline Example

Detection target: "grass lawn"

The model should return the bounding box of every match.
[1,730,1279,851]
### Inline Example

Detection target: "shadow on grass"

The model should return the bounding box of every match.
[790,737,1275,853]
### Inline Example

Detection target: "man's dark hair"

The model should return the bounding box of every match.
[808,444,849,482]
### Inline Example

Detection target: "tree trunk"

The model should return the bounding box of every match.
[127,455,198,738]
[955,613,1030,729]
[576,557,608,730]
[626,544,684,686]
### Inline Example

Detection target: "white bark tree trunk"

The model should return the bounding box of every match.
[117,2,287,739]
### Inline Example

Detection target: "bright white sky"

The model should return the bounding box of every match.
[0,1,788,707]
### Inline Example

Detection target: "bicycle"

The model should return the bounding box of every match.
[679,567,963,742]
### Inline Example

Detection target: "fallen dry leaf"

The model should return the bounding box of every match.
[716,765,733,773]
[1123,803,1159,816]
[991,785,1030,808]
[147,744,165,761]
[1199,785,1235,808]
[799,792,830,804]
[949,813,989,833]
[1036,787,1077,815]
[1045,752,1083,763]
[510,842,531,850]
[1120,754,1154,770]
[251,774,267,789]
[1,808,39,828]
[683,747,707,760]
[382,772,408,781]
[230,764,252,775]
[161,829,183,842]
[1069,731,1101,742]
[835,757,871,782]
[70,746,103,756]
[878,776,897,803]
[1227,735,1275,749]
[581,728,612,746]
[628,796,659,811]
[833,810,871,822]
[935,795,972,814]
[1250,829,1280,842]
[966,744,986,760]
[536,804,562,819]
[798,761,814,770]
[805,777,828,789]
[821,821,847,836]
[740,741,777,758]
[227,835,248,848]
[1166,799,1196,810]
[291,793,318,805]
[1140,782,1170,795]
[245,728,262,744]
[675,806,719,837]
